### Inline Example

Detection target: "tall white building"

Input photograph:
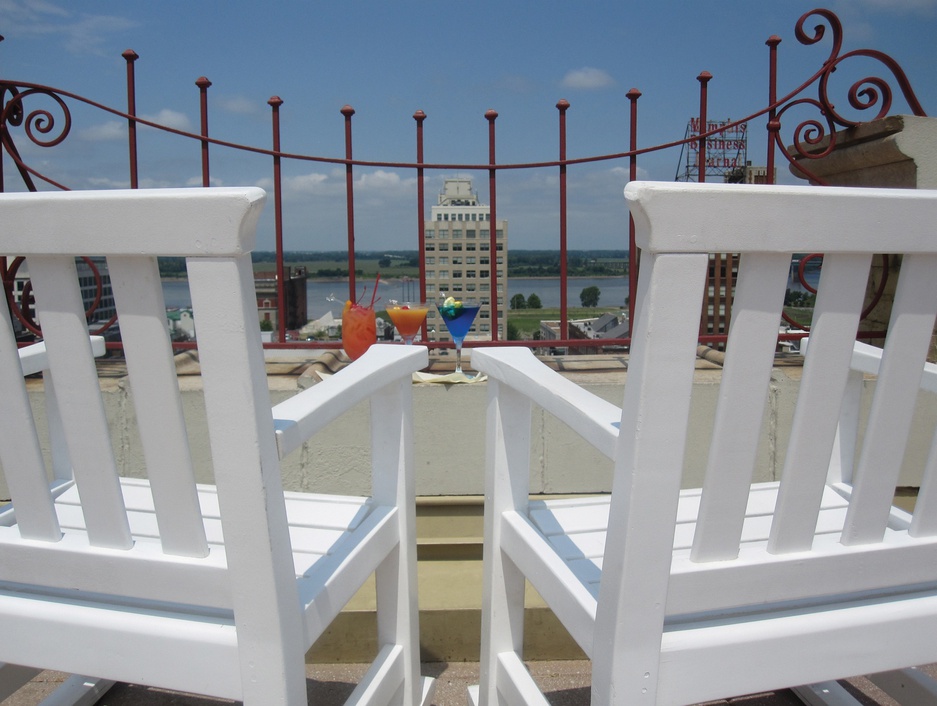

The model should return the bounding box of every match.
[424,178,508,342]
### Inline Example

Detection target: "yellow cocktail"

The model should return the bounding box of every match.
[385,302,429,344]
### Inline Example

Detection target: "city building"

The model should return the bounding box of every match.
[254,266,308,332]
[423,178,508,342]
[166,308,196,341]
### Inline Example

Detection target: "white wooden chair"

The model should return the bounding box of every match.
[0,337,116,706]
[0,188,434,706]
[470,181,937,706]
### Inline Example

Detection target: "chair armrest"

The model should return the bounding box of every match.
[804,338,937,394]
[18,336,106,377]
[472,347,621,460]
[272,344,428,459]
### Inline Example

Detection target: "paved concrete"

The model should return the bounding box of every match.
[3,662,916,706]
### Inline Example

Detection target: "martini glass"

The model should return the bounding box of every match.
[437,296,481,376]
[385,301,429,344]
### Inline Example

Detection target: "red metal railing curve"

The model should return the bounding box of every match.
[0,8,928,353]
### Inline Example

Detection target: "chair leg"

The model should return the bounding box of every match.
[371,378,427,706]
[375,545,423,706]
[477,380,534,706]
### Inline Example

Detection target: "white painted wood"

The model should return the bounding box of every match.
[500,510,597,656]
[496,652,552,706]
[692,251,792,561]
[2,310,61,540]
[910,430,937,537]
[467,347,620,460]
[0,187,265,256]
[370,376,422,706]
[769,252,872,554]
[477,379,536,706]
[591,250,709,706]
[828,369,863,487]
[344,643,404,706]
[16,338,104,377]
[28,255,133,550]
[842,253,937,545]
[108,255,208,557]
[0,187,431,705]
[624,181,937,254]
[471,181,937,705]
[273,344,430,459]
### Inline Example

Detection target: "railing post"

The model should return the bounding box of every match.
[486,109,499,342]
[196,76,212,188]
[342,105,357,304]
[697,71,712,183]
[0,35,4,294]
[766,36,782,185]
[414,110,428,339]
[269,96,286,344]
[122,49,139,189]
[697,71,713,340]
[627,88,642,336]
[557,100,569,339]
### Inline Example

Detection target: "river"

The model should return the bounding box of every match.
[162,266,817,321]
[162,276,632,320]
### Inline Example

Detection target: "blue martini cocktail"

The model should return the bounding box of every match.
[437,296,480,375]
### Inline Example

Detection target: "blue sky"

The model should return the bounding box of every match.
[1,0,935,251]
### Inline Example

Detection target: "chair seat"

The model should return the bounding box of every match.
[525,481,916,607]
[43,477,380,582]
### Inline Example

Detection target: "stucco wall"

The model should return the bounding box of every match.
[5,359,935,500]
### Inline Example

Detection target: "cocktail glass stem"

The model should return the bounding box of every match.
[454,338,464,374]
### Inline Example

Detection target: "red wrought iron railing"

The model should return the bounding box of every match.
[0,8,928,353]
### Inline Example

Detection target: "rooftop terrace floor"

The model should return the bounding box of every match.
[9,661,935,706]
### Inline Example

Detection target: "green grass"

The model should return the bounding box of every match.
[783,307,815,328]
[252,258,420,279]
[508,306,624,338]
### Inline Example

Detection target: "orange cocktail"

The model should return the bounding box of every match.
[341,276,381,360]
[342,301,376,360]
[385,302,428,344]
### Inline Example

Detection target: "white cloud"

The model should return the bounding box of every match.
[357,169,413,192]
[185,176,225,187]
[282,171,330,194]
[140,109,193,132]
[0,0,137,56]
[217,96,261,116]
[854,0,937,12]
[611,165,650,181]
[80,120,125,142]
[86,176,130,189]
[560,67,616,90]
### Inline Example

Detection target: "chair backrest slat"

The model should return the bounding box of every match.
[910,432,937,537]
[691,252,792,562]
[0,308,60,540]
[768,252,872,554]
[108,255,209,558]
[843,253,937,545]
[185,254,307,680]
[27,255,133,550]
[592,249,710,701]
